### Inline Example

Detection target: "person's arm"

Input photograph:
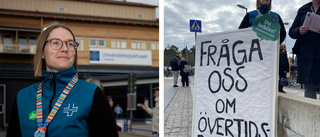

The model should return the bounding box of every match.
[145,107,154,116]
[6,97,22,137]
[289,11,304,39]
[278,15,287,44]
[140,104,154,116]
[88,88,118,137]
[239,13,250,29]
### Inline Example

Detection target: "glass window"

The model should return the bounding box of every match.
[121,41,126,49]
[4,35,12,47]
[29,36,37,45]
[117,41,120,48]
[58,7,66,12]
[98,40,105,47]
[131,40,146,50]
[151,42,159,50]
[19,36,27,44]
[19,36,27,52]
[76,37,84,51]
[111,40,116,48]
[90,39,96,47]
[111,39,126,49]
[131,42,136,49]
[137,14,144,18]
[141,42,146,50]
[137,43,140,49]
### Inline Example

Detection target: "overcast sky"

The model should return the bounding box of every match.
[164,0,310,53]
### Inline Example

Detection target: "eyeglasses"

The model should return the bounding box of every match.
[45,38,79,52]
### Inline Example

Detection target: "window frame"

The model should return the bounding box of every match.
[111,39,127,49]
[151,41,159,50]
[75,37,84,51]
[131,40,147,50]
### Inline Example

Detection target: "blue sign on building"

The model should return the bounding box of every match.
[190,20,201,32]
[90,51,100,61]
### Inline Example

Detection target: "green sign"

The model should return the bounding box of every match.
[29,110,36,120]
[252,14,280,41]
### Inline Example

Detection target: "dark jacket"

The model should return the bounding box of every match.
[170,57,179,71]
[289,2,320,83]
[239,6,287,44]
[279,50,290,78]
[7,66,118,137]
[179,60,189,76]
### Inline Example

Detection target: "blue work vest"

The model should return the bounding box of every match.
[17,66,98,137]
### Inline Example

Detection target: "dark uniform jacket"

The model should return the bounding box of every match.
[289,2,320,83]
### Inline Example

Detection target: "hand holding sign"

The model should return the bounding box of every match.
[252,14,280,41]
[299,26,309,35]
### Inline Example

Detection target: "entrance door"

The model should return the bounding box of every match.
[0,84,5,130]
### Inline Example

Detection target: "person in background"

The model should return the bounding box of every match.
[179,58,190,87]
[6,24,118,137]
[106,96,114,108]
[289,0,320,99]
[106,96,123,132]
[114,104,123,118]
[239,0,286,44]
[279,44,290,93]
[170,56,180,87]
[86,78,104,91]
[140,87,159,137]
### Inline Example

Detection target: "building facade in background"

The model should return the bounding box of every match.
[0,0,159,129]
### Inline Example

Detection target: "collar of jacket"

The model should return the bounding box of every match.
[298,2,312,14]
[41,66,77,90]
[258,4,270,15]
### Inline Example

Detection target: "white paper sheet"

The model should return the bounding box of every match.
[303,12,320,34]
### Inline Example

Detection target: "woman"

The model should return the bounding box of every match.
[279,44,290,93]
[140,87,159,137]
[179,58,190,87]
[7,24,118,136]
[86,78,104,91]
[106,96,123,132]
[289,0,320,99]
[239,0,286,44]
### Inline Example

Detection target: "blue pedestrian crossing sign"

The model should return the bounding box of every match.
[190,20,201,32]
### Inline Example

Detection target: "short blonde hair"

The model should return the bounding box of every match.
[280,44,286,50]
[33,23,78,77]
[256,0,272,10]
[86,78,104,91]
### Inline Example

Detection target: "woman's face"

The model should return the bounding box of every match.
[42,27,76,72]
[109,99,114,107]
[260,0,270,5]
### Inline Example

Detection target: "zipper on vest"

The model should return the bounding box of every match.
[47,72,56,136]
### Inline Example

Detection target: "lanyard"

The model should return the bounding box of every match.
[35,74,78,136]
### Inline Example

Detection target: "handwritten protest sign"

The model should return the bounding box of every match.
[193,28,278,137]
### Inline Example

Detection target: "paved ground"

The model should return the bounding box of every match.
[164,76,303,137]
[164,77,193,137]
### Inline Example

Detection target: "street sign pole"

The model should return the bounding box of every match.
[190,19,201,49]
[195,32,197,45]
